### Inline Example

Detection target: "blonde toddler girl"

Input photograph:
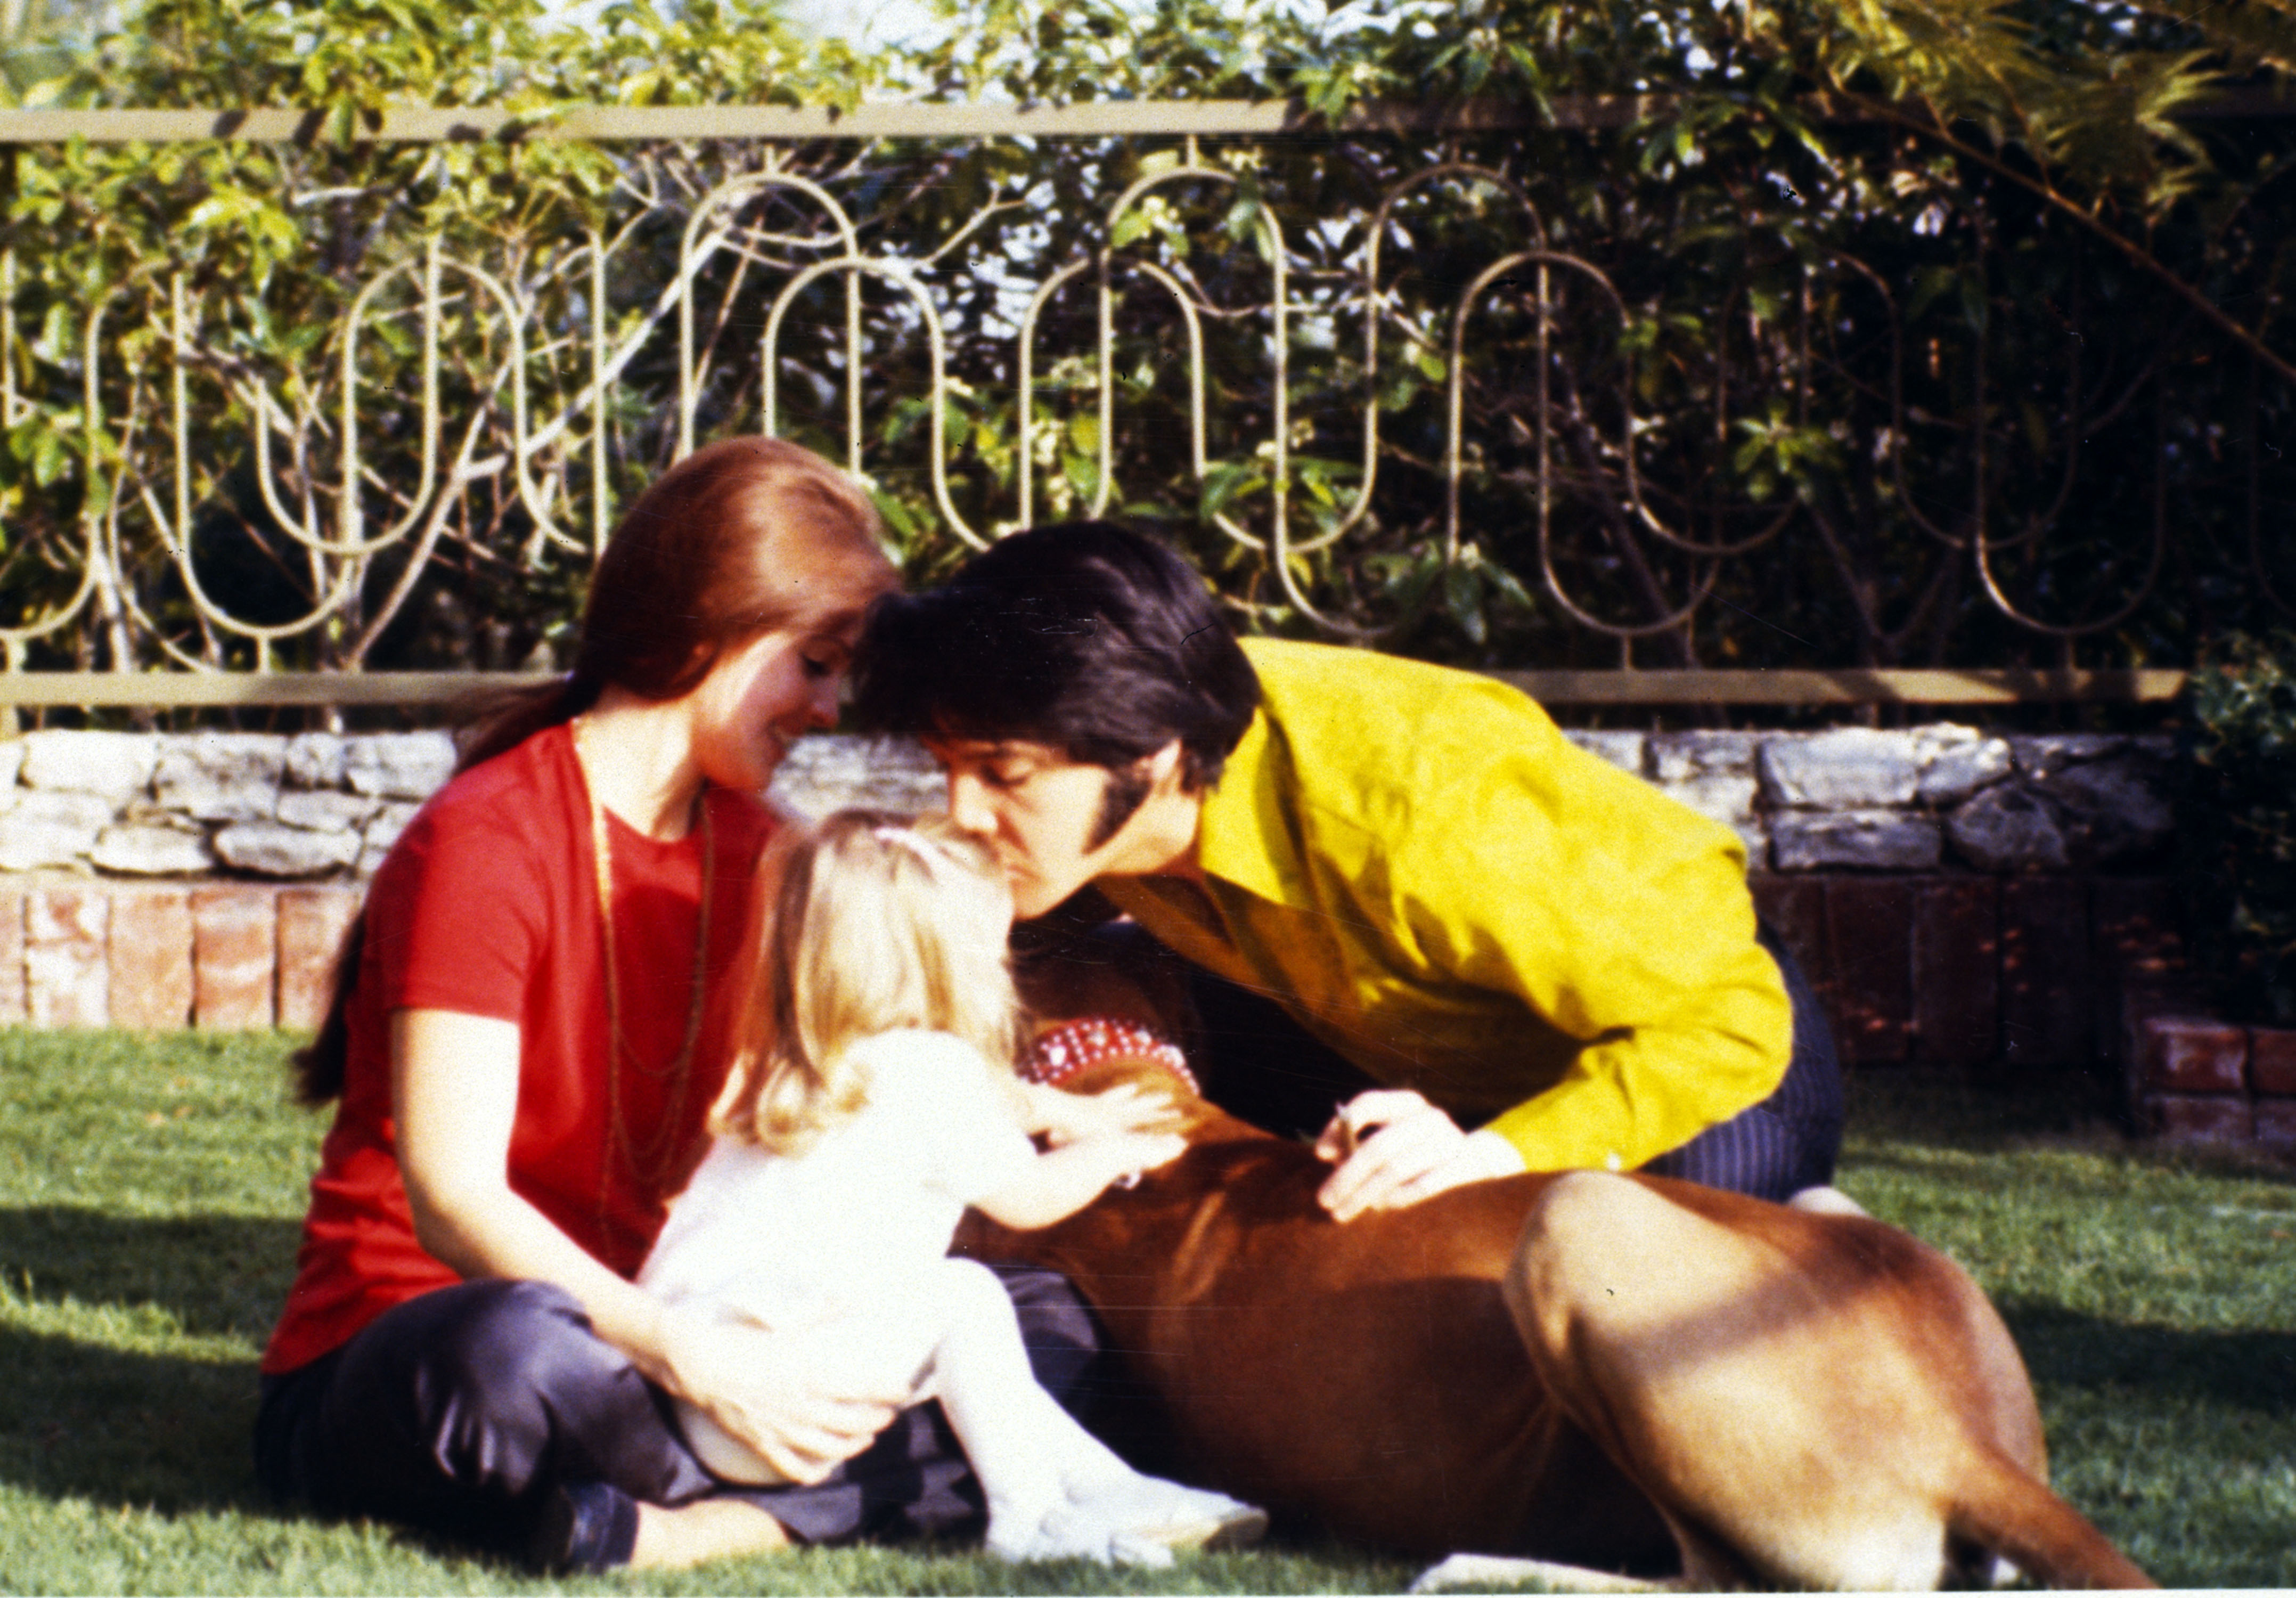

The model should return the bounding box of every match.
[639,810,1267,1566]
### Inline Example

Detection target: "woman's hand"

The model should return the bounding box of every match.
[1312,1089,1526,1222]
[653,1307,906,1486]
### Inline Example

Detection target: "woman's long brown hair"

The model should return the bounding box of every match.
[289,437,889,1106]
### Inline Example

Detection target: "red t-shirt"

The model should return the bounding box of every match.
[263,723,775,1374]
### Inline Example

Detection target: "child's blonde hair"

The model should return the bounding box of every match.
[712,808,1020,1154]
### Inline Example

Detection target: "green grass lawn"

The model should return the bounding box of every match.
[0,1031,2289,1594]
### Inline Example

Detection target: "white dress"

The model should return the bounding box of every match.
[638,1028,1042,1477]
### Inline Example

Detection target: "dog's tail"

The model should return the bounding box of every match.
[1945,1447,2154,1589]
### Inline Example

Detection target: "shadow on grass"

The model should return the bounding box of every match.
[0,1205,299,1339]
[2000,1300,2296,1411]
[0,1319,271,1514]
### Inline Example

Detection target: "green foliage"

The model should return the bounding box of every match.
[2184,633,2296,1023]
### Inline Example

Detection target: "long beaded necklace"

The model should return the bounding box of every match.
[571,718,715,1213]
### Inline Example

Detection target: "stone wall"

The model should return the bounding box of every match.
[0,726,2185,1060]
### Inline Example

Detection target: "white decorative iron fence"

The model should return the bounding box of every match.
[0,100,2278,705]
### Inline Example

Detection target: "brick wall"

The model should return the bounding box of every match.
[0,878,358,1031]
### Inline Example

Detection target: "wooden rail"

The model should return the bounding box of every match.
[0,92,2280,146]
[0,667,2188,709]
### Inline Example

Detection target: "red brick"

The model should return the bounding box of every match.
[2256,1098,2296,1151]
[0,884,25,1025]
[1913,877,1997,1068]
[1826,878,1914,1064]
[2250,1028,2296,1097]
[24,888,108,1028]
[2144,1092,2255,1144]
[276,886,361,1031]
[2093,878,2185,986]
[2134,1015,2249,1094]
[1752,875,1834,1034]
[1999,878,2092,1069]
[107,888,193,1031]
[192,885,277,1030]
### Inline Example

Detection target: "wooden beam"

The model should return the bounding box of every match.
[0,671,554,707]
[0,91,2275,146]
[1486,668,2189,705]
[0,666,2188,709]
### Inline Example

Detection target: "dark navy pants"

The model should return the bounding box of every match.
[254,1266,1101,1558]
[1181,924,1844,1202]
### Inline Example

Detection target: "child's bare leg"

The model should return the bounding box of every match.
[922,1259,1128,1525]
[924,1259,1263,1564]
[629,1498,790,1569]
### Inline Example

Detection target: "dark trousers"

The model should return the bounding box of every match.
[253,1266,1100,1556]
[1183,924,1844,1202]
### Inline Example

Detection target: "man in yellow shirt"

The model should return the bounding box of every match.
[852,523,1840,1216]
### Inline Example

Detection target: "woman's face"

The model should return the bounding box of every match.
[688,615,866,793]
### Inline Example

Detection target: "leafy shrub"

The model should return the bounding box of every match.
[2184,633,2296,1024]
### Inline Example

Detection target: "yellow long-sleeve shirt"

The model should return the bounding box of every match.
[1099,637,1792,1173]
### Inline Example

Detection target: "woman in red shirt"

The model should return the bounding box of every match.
[254,438,1104,1571]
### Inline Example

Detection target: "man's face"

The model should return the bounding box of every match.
[921,737,1148,919]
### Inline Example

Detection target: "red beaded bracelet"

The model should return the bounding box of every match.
[1020,1016,1200,1098]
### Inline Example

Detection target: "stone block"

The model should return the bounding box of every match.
[153,732,284,822]
[1999,878,2091,1068]
[192,885,276,1030]
[0,812,102,870]
[363,801,421,855]
[213,821,362,878]
[0,739,24,800]
[1913,877,1998,1068]
[108,888,193,1030]
[2143,1092,2253,1144]
[276,789,383,832]
[1759,728,1923,809]
[284,732,347,789]
[24,888,107,1028]
[2012,733,2125,780]
[2255,1098,2296,1151]
[768,735,943,821]
[1661,773,1759,826]
[1945,784,2070,873]
[1562,730,1647,775]
[1771,811,1942,872]
[344,732,457,800]
[0,884,24,1023]
[2132,1015,2249,1094]
[2038,759,2175,867]
[91,824,215,877]
[1913,726,2014,807]
[2248,1028,2296,1096]
[277,885,361,1031]
[1648,730,1762,782]
[1827,877,1915,1063]
[20,729,157,802]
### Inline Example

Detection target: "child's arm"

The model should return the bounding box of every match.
[1018,1080,1182,1145]
[972,1128,1188,1230]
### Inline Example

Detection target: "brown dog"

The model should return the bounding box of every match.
[958,980,2152,1589]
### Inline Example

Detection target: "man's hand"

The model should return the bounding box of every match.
[654,1308,905,1485]
[1312,1089,1526,1221]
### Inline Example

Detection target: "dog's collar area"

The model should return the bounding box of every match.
[1021,1017,1201,1099]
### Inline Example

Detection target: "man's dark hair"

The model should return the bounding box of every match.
[852,522,1262,794]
